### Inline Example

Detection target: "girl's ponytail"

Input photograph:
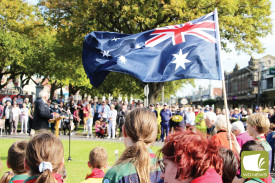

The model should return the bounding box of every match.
[115,108,158,183]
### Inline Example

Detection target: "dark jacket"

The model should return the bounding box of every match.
[33,97,53,130]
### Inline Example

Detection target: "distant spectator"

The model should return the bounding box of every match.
[231,121,253,148]
[82,147,108,183]
[7,141,28,183]
[204,112,217,137]
[231,108,242,120]
[11,102,21,134]
[16,95,23,108]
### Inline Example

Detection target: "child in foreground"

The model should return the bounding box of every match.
[7,140,28,183]
[24,132,64,183]
[82,147,108,183]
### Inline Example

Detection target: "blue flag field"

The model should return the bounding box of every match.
[82,11,222,88]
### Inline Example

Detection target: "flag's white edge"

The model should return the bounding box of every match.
[214,8,232,150]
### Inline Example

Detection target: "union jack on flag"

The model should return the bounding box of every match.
[146,12,216,47]
[83,11,222,88]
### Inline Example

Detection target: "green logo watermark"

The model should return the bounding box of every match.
[241,151,269,178]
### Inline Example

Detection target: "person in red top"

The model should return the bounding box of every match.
[24,132,64,183]
[82,147,108,183]
[159,130,223,183]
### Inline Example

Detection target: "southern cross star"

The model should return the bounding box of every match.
[118,55,127,64]
[111,37,120,41]
[101,50,111,57]
[171,49,191,70]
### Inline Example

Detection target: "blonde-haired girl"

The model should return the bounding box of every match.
[103,108,162,183]
[24,132,64,183]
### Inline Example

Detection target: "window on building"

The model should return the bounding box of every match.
[267,78,273,89]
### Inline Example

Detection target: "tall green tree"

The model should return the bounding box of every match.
[39,0,272,102]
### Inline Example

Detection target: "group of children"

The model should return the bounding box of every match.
[88,119,108,139]
[0,133,109,183]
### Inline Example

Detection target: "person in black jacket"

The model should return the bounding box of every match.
[32,90,59,133]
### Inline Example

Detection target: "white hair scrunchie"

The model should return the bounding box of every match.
[39,162,53,173]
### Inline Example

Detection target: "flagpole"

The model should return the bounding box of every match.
[214,8,232,149]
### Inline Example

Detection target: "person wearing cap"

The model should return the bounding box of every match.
[204,105,210,113]
[149,104,158,117]
[231,108,242,120]
[160,103,172,142]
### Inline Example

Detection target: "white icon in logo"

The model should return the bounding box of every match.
[243,154,267,172]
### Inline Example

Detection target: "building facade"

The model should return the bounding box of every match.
[225,55,275,109]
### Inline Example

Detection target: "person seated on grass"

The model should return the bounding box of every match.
[94,120,101,138]
[99,119,108,138]
[246,113,272,172]
[159,130,223,183]
[24,132,64,183]
[0,171,14,183]
[82,147,108,183]
[219,147,238,183]
[6,140,28,183]
[103,108,163,183]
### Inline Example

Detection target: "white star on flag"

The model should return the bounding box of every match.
[135,44,142,49]
[118,55,127,64]
[111,37,120,41]
[171,49,191,70]
[101,50,111,57]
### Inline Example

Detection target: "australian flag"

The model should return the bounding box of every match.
[82,11,222,88]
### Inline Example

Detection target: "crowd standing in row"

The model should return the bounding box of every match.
[1,106,275,183]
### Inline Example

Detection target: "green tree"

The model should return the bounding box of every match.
[39,0,272,102]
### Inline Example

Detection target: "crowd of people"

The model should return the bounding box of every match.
[1,106,275,183]
[1,92,274,140]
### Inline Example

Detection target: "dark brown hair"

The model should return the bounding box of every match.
[89,147,108,169]
[25,132,64,183]
[241,140,264,153]
[219,147,238,183]
[7,141,28,174]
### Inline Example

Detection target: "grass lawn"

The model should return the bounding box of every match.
[0,138,161,183]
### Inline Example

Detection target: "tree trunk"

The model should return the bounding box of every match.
[50,80,57,100]
[60,86,63,99]
[148,82,164,104]
[69,83,80,96]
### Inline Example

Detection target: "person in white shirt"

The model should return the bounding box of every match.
[98,101,110,122]
[20,103,29,134]
[185,107,196,130]
[5,101,13,135]
[107,104,117,139]
[86,104,94,138]
[12,102,21,134]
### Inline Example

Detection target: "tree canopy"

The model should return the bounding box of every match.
[1,0,272,102]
